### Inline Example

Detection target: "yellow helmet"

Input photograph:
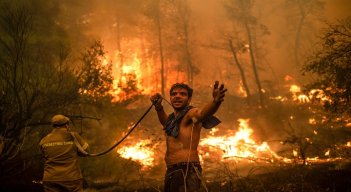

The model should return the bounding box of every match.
[51,114,70,127]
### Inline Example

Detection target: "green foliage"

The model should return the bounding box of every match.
[79,40,113,100]
[302,17,351,114]
[0,1,114,176]
[0,0,80,163]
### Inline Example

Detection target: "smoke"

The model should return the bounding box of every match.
[58,0,350,90]
[59,0,350,168]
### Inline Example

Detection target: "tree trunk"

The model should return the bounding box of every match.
[244,18,265,107]
[178,0,194,87]
[294,4,306,68]
[228,39,251,105]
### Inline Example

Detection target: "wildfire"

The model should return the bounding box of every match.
[109,72,342,168]
[105,41,187,102]
[115,118,349,168]
[110,53,151,101]
[117,139,157,168]
[116,119,287,168]
[199,119,283,163]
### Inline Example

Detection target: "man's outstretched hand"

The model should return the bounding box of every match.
[212,81,227,103]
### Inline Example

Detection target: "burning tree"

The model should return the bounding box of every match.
[79,40,113,100]
[302,17,351,115]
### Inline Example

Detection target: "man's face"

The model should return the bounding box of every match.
[170,88,191,110]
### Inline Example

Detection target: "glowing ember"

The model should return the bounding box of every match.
[117,139,156,168]
[290,85,301,93]
[308,89,331,103]
[309,118,317,125]
[324,150,330,156]
[237,81,247,97]
[289,84,310,103]
[293,150,298,157]
[269,96,288,102]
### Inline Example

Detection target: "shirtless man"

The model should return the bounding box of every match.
[151,81,227,192]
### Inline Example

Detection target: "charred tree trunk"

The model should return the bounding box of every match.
[294,4,306,68]
[243,17,265,107]
[178,0,194,87]
[228,39,251,105]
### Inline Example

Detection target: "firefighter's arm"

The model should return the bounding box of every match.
[73,132,90,153]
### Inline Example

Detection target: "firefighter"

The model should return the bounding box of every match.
[39,114,89,192]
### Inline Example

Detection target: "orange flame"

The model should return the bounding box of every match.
[117,139,157,169]
[107,48,187,102]
[289,85,310,103]
[115,118,348,167]
[199,119,283,162]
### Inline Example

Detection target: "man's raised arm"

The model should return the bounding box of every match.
[151,93,168,126]
[193,81,227,122]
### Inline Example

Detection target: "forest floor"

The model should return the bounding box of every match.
[1,160,351,191]
[82,160,351,192]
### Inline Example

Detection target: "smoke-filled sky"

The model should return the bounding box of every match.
[65,0,351,95]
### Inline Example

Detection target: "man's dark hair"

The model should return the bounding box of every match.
[169,83,193,98]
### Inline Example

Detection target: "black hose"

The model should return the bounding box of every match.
[87,103,154,157]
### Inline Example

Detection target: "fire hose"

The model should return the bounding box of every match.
[73,97,168,157]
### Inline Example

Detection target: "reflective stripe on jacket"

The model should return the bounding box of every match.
[40,128,89,181]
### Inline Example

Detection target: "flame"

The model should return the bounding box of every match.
[106,46,187,102]
[293,150,298,157]
[199,119,283,162]
[275,83,332,105]
[270,79,332,105]
[290,85,301,93]
[117,139,157,168]
[110,53,148,101]
[324,150,330,156]
[237,81,247,97]
[309,118,317,125]
[269,96,288,102]
[289,84,310,103]
[116,119,290,167]
[308,89,331,103]
[288,84,332,104]
[115,118,349,167]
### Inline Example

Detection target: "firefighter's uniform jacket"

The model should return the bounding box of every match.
[40,128,89,181]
